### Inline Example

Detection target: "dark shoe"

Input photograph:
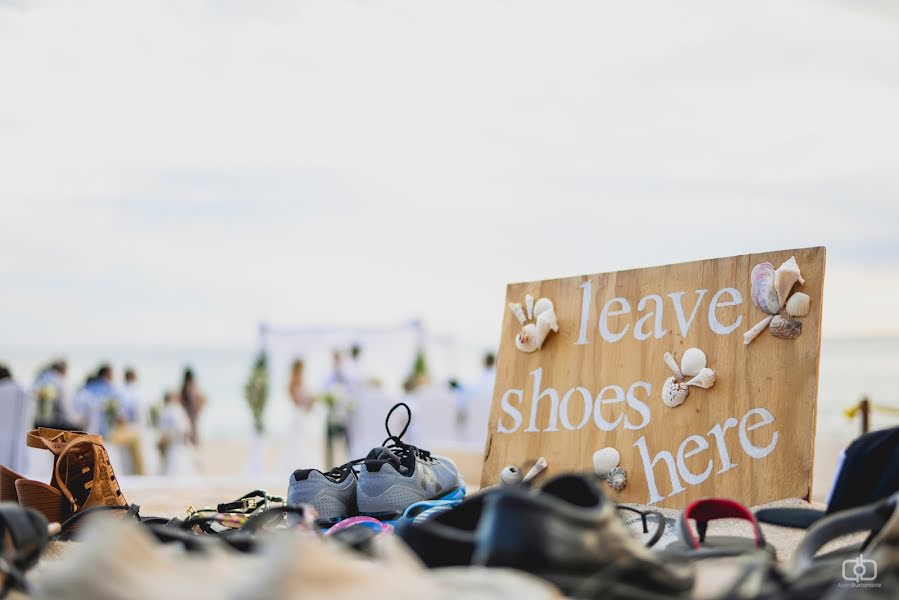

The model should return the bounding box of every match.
[0,503,49,597]
[472,475,694,598]
[396,492,486,567]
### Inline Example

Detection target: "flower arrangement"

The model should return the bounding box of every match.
[243,351,269,434]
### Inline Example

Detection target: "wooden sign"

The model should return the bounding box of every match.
[481,247,826,508]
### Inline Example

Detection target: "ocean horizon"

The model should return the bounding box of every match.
[3,336,898,439]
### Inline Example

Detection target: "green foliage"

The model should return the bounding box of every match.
[244,351,269,434]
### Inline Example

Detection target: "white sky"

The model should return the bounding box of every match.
[1,0,898,349]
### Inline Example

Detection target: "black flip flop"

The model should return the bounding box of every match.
[617,505,666,548]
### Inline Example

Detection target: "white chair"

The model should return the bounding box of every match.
[0,380,30,473]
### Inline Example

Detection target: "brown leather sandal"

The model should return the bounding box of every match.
[12,428,127,524]
[0,466,25,504]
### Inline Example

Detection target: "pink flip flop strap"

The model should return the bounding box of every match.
[325,516,393,536]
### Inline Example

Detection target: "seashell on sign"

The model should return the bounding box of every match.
[680,347,707,377]
[662,376,689,407]
[750,262,780,315]
[774,256,805,309]
[606,466,628,492]
[593,447,621,477]
[769,315,802,339]
[785,292,810,318]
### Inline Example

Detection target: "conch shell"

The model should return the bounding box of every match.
[685,368,716,389]
[786,292,810,318]
[743,315,774,345]
[750,262,780,315]
[513,297,560,352]
[663,352,683,380]
[662,376,689,407]
[774,256,804,309]
[769,315,802,339]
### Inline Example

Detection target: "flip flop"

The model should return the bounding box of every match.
[0,503,49,598]
[664,498,776,559]
[616,505,667,548]
[792,492,899,573]
[325,516,394,536]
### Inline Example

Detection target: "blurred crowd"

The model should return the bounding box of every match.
[0,360,207,477]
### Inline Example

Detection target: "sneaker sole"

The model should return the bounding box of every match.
[359,483,466,521]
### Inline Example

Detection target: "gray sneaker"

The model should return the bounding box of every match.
[287,462,360,525]
[356,444,462,519]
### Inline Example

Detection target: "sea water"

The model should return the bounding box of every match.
[2,337,897,439]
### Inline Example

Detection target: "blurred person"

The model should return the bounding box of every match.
[322,349,351,468]
[158,391,193,476]
[180,367,205,445]
[459,351,496,448]
[0,364,30,473]
[73,364,123,437]
[31,359,75,429]
[288,359,310,411]
[107,367,146,475]
[120,367,145,426]
[285,358,326,470]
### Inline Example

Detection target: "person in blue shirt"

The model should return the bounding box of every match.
[73,364,123,437]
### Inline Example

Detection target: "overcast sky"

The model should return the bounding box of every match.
[1,0,898,350]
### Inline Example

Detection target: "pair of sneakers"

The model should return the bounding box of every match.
[287,403,464,526]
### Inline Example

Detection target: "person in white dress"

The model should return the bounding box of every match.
[158,391,193,476]
[286,359,325,470]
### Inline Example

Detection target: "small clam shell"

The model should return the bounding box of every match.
[743,315,774,345]
[501,465,523,485]
[686,367,716,389]
[769,315,802,339]
[751,262,780,315]
[606,466,627,492]
[593,447,620,477]
[786,292,810,318]
[774,256,805,309]
[662,376,689,407]
[680,347,707,377]
[663,352,683,380]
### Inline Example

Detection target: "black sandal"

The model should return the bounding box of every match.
[0,504,49,598]
[617,505,666,548]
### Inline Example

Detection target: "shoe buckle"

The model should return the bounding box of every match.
[242,497,258,511]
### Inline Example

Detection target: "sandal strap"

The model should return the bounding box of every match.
[26,428,102,454]
[216,490,284,514]
[680,498,766,549]
[53,436,126,512]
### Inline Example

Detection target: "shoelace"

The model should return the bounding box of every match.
[380,402,435,464]
[324,457,365,481]
[323,402,434,482]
